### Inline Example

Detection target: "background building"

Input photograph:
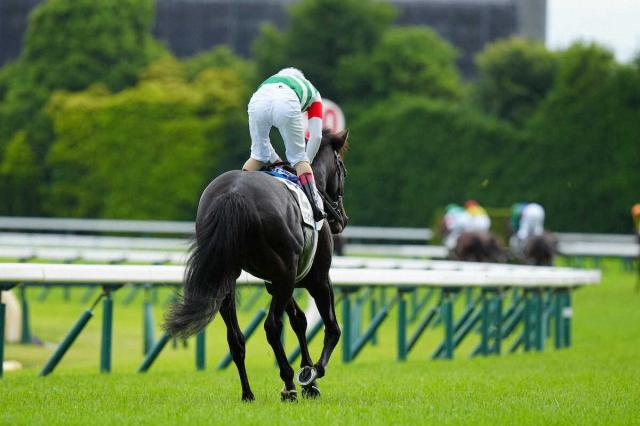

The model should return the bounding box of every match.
[1,0,545,75]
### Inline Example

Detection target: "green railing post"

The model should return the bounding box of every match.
[342,288,352,363]
[143,302,155,355]
[534,290,545,351]
[100,289,114,373]
[409,289,418,322]
[442,291,454,359]
[493,291,502,355]
[20,285,32,344]
[523,291,532,352]
[480,290,490,355]
[63,287,71,302]
[397,289,407,361]
[138,332,172,372]
[0,300,5,378]
[143,286,155,355]
[40,309,96,376]
[370,296,378,346]
[563,290,572,347]
[554,290,564,349]
[37,287,50,302]
[196,330,206,371]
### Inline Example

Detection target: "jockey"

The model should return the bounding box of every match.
[516,202,545,241]
[632,203,640,242]
[442,203,471,251]
[464,200,491,232]
[509,202,527,236]
[242,67,325,222]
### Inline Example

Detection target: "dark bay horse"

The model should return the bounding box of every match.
[165,130,349,402]
[521,231,558,266]
[453,231,504,263]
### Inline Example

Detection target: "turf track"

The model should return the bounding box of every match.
[2,260,639,425]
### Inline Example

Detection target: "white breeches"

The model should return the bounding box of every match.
[517,203,545,240]
[248,84,308,166]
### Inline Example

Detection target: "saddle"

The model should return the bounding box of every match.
[261,164,319,283]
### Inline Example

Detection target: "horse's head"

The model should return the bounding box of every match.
[312,129,349,234]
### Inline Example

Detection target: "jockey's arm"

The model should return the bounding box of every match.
[305,100,323,162]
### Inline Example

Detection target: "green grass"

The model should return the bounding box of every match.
[2,261,639,425]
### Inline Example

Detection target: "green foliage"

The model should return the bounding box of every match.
[346,95,525,227]
[22,0,163,92]
[0,131,40,215]
[45,63,247,219]
[338,27,462,102]
[252,0,396,100]
[0,0,167,215]
[474,37,558,126]
[183,46,255,83]
[524,42,640,232]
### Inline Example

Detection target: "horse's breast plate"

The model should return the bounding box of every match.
[278,179,319,282]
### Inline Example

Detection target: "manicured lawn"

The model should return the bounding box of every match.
[2,261,639,425]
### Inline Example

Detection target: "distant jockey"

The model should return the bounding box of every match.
[509,202,527,236]
[510,202,545,252]
[442,203,471,251]
[464,200,491,232]
[632,203,640,243]
[242,67,325,223]
[517,203,545,240]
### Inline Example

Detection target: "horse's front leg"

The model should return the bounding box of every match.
[285,298,320,398]
[219,292,254,401]
[298,278,340,384]
[264,285,297,401]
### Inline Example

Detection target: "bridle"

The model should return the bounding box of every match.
[318,150,348,232]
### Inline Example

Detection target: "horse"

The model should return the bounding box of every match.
[453,231,504,263]
[521,231,558,266]
[165,129,349,402]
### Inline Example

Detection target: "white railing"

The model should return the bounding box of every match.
[0,262,600,288]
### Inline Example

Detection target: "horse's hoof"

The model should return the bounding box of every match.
[280,387,298,402]
[242,392,255,402]
[302,384,321,399]
[296,366,318,386]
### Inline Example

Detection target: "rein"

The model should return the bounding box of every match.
[319,150,348,231]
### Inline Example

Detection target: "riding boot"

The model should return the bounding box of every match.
[299,172,326,222]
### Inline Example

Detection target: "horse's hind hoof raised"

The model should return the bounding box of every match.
[302,384,321,399]
[280,387,298,402]
[296,366,318,386]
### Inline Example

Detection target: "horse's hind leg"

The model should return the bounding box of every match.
[285,298,320,398]
[220,292,254,402]
[264,285,297,401]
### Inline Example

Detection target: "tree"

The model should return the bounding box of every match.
[524,42,640,232]
[0,132,40,215]
[474,37,557,126]
[252,0,396,101]
[345,95,524,227]
[338,27,463,102]
[0,0,166,214]
[45,61,247,219]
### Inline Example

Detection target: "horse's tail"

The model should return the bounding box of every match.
[165,192,253,339]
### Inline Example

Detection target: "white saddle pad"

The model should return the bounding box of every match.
[274,177,319,282]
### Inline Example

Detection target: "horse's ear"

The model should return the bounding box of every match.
[332,129,349,151]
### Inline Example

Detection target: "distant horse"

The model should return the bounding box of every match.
[453,231,504,263]
[521,231,558,266]
[165,130,349,401]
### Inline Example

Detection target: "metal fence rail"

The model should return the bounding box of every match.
[0,262,599,377]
